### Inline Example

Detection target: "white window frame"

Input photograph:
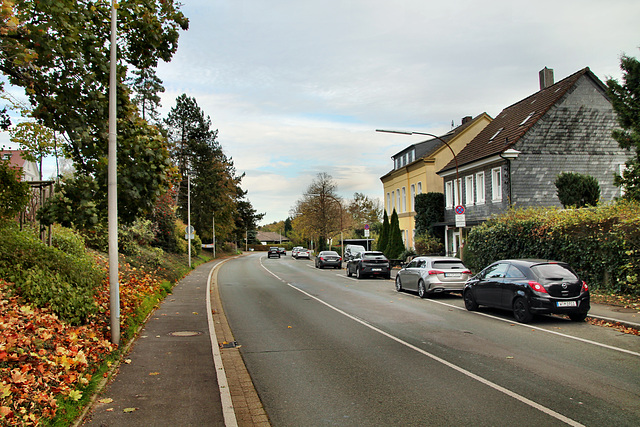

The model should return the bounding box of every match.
[445,181,453,209]
[391,190,395,211]
[465,175,474,206]
[475,172,485,205]
[417,182,422,195]
[492,167,502,202]
[410,184,416,211]
[387,192,391,214]
[396,189,401,212]
[402,187,407,212]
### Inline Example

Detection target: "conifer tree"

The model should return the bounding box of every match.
[387,209,405,259]
[377,210,390,255]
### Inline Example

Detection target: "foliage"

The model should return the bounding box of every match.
[127,67,165,124]
[414,234,444,255]
[149,186,180,253]
[386,209,405,259]
[377,210,390,254]
[234,199,265,245]
[0,223,104,324]
[348,192,382,229]
[464,202,640,295]
[555,172,600,208]
[119,217,157,256]
[38,175,100,229]
[607,54,640,201]
[414,192,445,240]
[0,158,30,219]
[50,224,87,258]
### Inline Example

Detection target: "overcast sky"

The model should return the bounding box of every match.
[3,1,640,225]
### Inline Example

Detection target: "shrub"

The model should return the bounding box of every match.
[555,172,600,208]
[415,192,445,241]
[414,234,444,255]
[51,224,87,257]
[464,202,640,295]
[0,158,30,219]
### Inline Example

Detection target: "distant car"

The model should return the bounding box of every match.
[395,256,471,298]
[295,248,311,259]
[267,247,280,258]
[315,251,342,269]
[463,259,590,323]
[292,247,302,258]
[346,251,390,279]
[278,247,286,256]
[344,244,366,261]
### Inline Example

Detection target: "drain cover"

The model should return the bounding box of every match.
[220,341,239,348]
[168,331,202,337]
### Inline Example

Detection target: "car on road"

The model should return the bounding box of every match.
[278,247,286,256]
[294,248,311,259]
[267,247,280,258]
[291,247,302,258]
[463,259,590,323]
[346,251,390,279]
[395,256,471,298]
[315,251,342,269]
[344,244,366,261]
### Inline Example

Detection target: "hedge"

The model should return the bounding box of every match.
[464,201,640,295]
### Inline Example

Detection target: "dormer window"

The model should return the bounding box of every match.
[489,128,504,141]
[520,112,534,126]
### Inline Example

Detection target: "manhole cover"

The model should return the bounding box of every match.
[613,308,639,314]
[168,331,202,337]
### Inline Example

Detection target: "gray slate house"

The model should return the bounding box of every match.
[437,67,630,256]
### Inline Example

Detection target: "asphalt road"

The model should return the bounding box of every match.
[217,253,640,426]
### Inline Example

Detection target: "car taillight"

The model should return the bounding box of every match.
[428,270,444,275]
[582,281,589,292]
[528,281,548,294]
[462,270,472,275]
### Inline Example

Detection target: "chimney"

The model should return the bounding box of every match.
[539,67,554,90]
[461,116,472,124]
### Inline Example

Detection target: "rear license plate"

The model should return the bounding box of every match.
[557,301,577,307]
[372,268,381,271]
[445,273,460,278]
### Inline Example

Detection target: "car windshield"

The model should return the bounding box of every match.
[432,261,466,270]
[531,263,578,281]
[321,251,339,256]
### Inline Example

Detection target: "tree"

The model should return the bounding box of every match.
[128,67,165,124]
[386,209,405,259]
[235,199,265,246]
[555,172,600,208]
[414,192,445,241]
[348,192,381,237]
[0,158,30,219]
[377,210,390,254]
[290,173,345,250]
[607,55,640,201]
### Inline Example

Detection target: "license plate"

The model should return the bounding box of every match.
[445,273,461,278]
[557,301,577,307]
[372,268,381,271]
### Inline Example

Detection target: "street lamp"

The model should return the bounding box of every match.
[309,193,344,260]
[376,129,463,257]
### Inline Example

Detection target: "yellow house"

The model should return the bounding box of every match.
[379,114,491,249]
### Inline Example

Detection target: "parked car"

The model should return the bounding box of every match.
[395,256,471,298]
[463,259,590,323]
[344,244,366,261]
[315,251,342,269]
[291,247,302,258]
[267,247,280,258]
[294,248,311,259]
[346,251,390,279]
[278,247,286,256]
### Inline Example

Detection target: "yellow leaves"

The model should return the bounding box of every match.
[123,407,137,413]
[19,305,34,316]
[0,382,10,399]
[98,398,113,404]
[68,389,82,401]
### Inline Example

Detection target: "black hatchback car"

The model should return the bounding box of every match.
[463,259,590,323]
[346,251,391,280]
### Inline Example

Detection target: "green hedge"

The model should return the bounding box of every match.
[464,201,640,295]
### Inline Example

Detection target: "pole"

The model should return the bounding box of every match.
[212,213,216,258]
[108,0,120,345]
[187,175,191,268]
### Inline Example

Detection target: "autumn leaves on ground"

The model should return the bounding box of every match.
[0,222,207,426]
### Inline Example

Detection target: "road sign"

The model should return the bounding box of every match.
[364,229,370,237]
[185,225,195,234]
[455,213,466,228]
[455,205,465,215]
[364,224,369,230]
[185,233,194,240]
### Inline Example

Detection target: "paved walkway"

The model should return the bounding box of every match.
[79,258,639,426]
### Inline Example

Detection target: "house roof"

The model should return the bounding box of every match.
[256,231,289,242]
[438,67,604,174]
[381,114,489,180]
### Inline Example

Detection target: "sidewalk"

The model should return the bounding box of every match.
[82,260,228,426]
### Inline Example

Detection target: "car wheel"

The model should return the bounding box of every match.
[463,290,478,311]
[395,276,403,292]
[569,312,588,322]
[356,266,363,279]
[513,297,533,323]
[417,280,427,299]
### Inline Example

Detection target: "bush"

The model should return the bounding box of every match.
[0,222,104,324]
[555,172,600,208]
[415,192,445,241]
[464,202,640,295]
[51,224,87,257]
[0,158,30,219]
[414,234,444,255]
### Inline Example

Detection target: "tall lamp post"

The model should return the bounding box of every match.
[376,129,463,257]
[310,193,344,260]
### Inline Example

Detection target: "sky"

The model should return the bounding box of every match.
[2,0,640,225]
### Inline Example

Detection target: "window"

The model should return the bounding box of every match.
[391,191,395,211]
[520,112,534,126]
[417,182,422,195]
[475,172,485,205]
[453,179,460,206]
[489,127,504,141]
[402,187,406,212]
[492,167,502,202]
[2,154,11,161]
[387,192,391,214]
[445,181,453,209]
[465,175,474,206]
[411,185,416,210]
[397,189,401,212]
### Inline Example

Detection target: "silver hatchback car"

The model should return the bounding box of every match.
[395,256,471,298]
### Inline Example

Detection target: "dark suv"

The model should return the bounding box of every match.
[346,251,390,279]
[267,247,280,258]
